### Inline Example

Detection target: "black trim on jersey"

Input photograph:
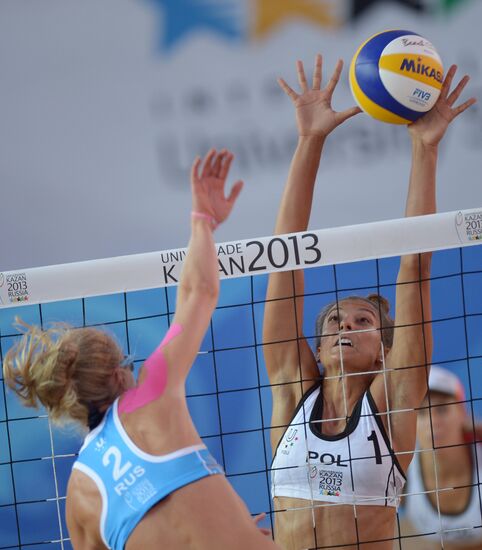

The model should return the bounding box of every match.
[309,379,364,441]
[385,461,397,508]
[366,390,406,480]
[384,463,395,508]
[270,379,322,468]
[418,445,474,516]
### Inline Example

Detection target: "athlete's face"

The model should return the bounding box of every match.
[417,391,466,450]
[318,300,383,372]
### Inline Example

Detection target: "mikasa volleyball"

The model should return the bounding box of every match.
[349,30,444,124]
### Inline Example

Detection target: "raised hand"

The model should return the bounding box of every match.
[408,64,477,147]
[278,54,361,139]
[190,149,243,226]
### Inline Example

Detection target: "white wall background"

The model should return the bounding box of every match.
[1,0,480,271]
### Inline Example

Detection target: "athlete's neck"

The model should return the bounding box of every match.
[320,370,373,434]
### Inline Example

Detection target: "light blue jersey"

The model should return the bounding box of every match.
[72,399,223,549]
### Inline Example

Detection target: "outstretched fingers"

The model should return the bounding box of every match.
[218,152,243,206]
[201,148,216,178]
[191,155,201,185]
[452,96,477,118]
[212,149,227,177]
[277,77,298,101]
[446,74,470,107]
[279,54,339,99]
[325,59,344,98]
[227,180,244,206]
[296,59,309,93]
[219,151,234,180]
[440,66,477,119]
[336,105,362,124]
[439,64,457,100]
[312,53,322,90]
[191,149,241,224]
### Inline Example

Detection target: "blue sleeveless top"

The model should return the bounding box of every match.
[72,399,223,549]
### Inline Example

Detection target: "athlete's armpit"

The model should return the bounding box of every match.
[118,324,183,414]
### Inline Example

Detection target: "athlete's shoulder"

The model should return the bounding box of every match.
[66,470,105,549]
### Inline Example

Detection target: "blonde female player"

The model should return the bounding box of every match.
[400,365,482,549]
[263,55,476,550]
[3,150,279,550]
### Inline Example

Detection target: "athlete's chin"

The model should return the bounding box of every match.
[345,363,378,375]
[327,348,360,362]
[326,354,378,374]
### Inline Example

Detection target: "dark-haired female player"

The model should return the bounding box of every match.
[264,55,476,549]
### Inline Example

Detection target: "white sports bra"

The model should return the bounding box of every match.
[271,381,406,507]
[404,444,482,543]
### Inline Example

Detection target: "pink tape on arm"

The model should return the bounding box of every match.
[119,323,183,414]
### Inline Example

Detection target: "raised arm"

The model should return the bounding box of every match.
[263,55,360,394]
[170,150,242,366]
[163,150,243,382]
[372,66,476,465]
[120,150,242,413]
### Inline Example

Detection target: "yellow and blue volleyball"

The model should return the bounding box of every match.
[349,30,444,124]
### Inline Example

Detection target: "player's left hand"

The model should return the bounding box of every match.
[408,64,477,146]
[278,54,361,139]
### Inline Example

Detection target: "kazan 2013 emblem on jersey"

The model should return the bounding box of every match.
[281,428,299,455]
[318,469,343,497]
[306,451,348,497]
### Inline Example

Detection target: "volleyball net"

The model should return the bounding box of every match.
[0,208,481,549]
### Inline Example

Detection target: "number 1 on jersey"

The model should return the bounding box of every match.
[367,430,382,464]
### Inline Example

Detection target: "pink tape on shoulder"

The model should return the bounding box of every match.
[119,323,183,414]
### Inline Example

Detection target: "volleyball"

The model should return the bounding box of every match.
[349,30,444,124]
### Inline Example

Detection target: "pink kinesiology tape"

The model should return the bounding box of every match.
[119,323,183,414]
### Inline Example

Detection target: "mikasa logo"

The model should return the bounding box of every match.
[400,58,443,83]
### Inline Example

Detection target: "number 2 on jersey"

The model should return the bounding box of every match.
[102,446,133,481]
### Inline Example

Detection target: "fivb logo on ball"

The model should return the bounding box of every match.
[350,30,444,125]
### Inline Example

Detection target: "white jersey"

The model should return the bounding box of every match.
[271,381,406,507]
[405,445,482,544]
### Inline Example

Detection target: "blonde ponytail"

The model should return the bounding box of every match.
[3,319,128,428]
